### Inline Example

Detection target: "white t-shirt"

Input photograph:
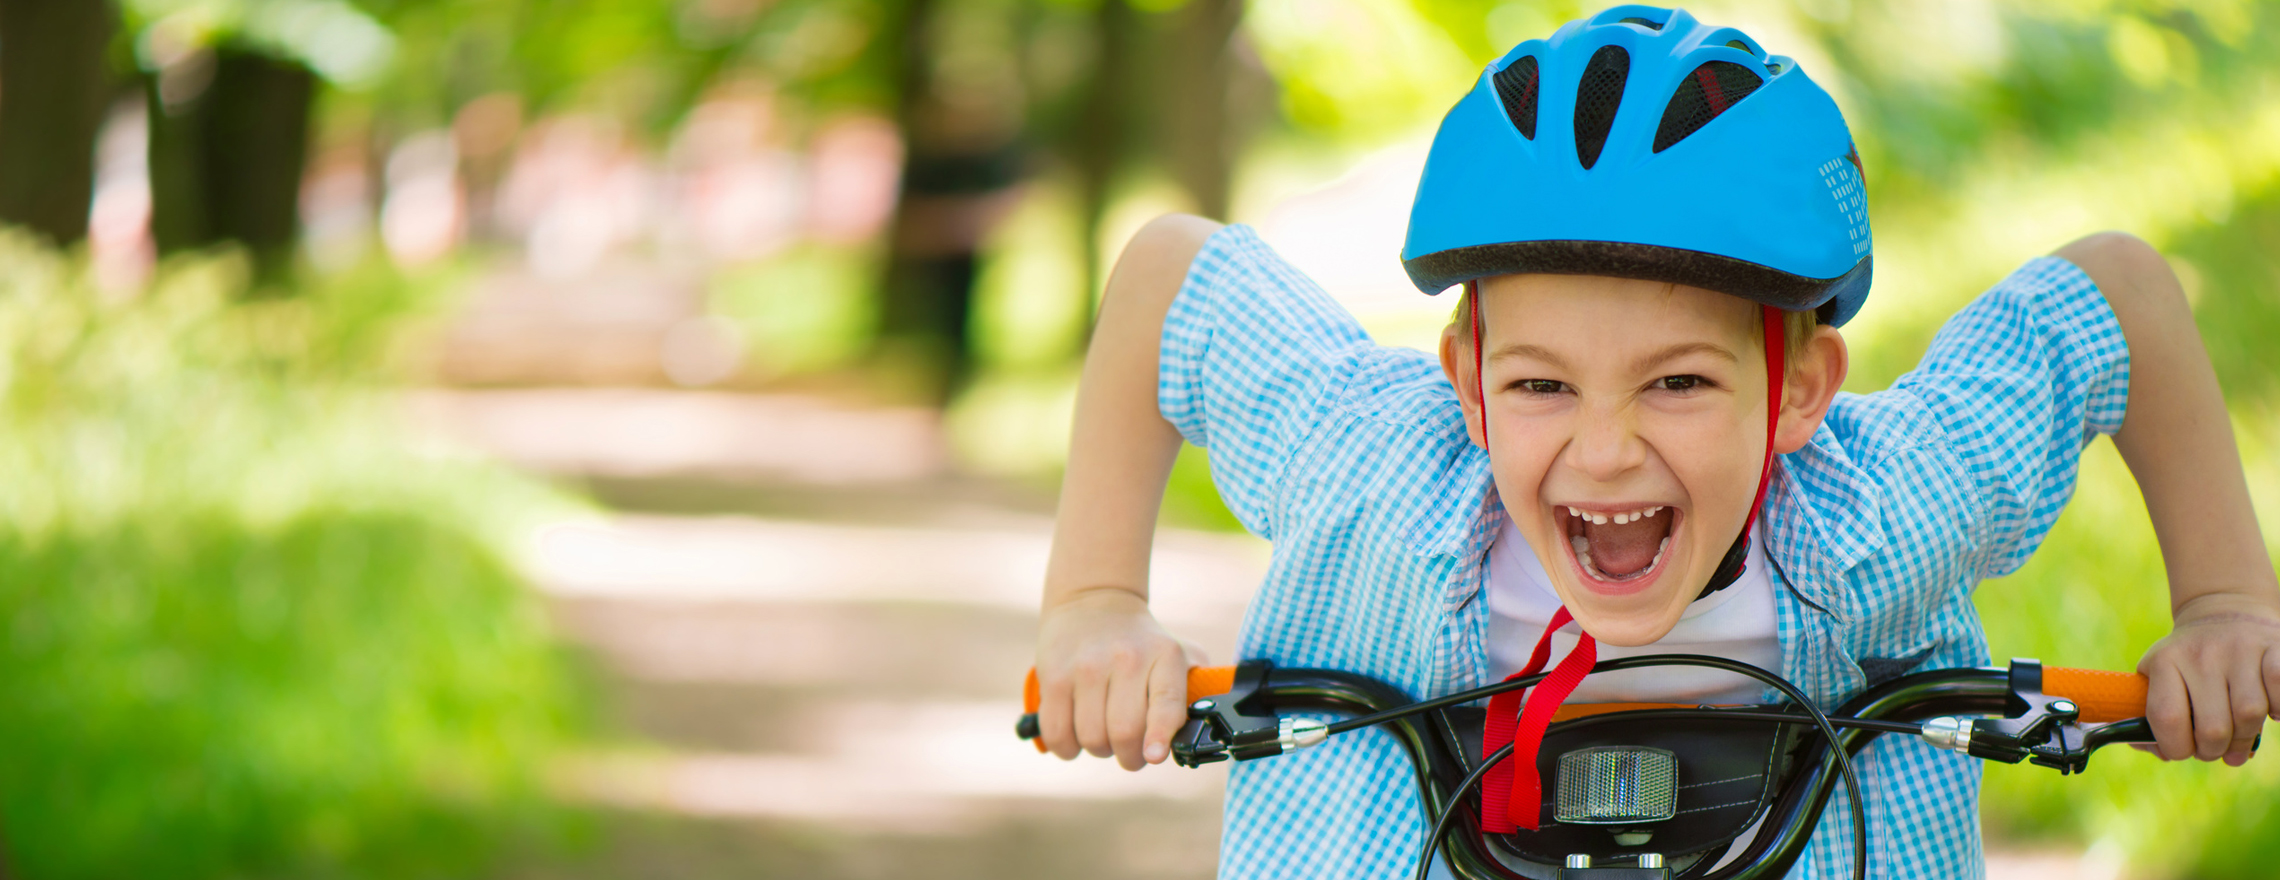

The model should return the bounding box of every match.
[1485,514,1781,705]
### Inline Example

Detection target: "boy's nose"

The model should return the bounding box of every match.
[1570,406,1647,481]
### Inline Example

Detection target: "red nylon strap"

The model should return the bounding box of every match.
[1743,305,1785,547]
[1468,281,1485,430]
[1478,607,1597,832]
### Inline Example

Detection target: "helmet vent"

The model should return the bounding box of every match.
[1651,60,1764,153]
[1619,16,1664,30]
[1573,46,1630,170]
[1493,55,1540,140]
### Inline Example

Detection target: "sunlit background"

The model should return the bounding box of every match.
[0,0,2275,877]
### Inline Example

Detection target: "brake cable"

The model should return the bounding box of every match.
[1335,654,1870,880]
[1414,741,1514,880]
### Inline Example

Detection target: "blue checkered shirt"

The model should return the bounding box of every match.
[1156,225,2130,879]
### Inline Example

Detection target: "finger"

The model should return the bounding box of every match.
[1039,667,1080,760]
[1072,658,1114,759]
[2143,660,2193,762]
[1180,639,1212,667]
[1106,654,1153,771]
[2183,661,2235,762]
[2225,656,2270,767]
[2265,648,2280,722]
[1142,648,1192,767]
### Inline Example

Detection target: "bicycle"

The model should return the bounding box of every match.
[1016,655,2222,879]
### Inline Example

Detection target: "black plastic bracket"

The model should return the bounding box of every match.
[1967,658,2089,773]
[1172,659,1280,767]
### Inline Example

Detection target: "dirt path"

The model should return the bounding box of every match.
[418,388,1258,880]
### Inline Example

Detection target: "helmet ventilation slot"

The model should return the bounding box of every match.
[1573,46,1630,169]
[1652,60,1764,153]
[1494,55,1541,140]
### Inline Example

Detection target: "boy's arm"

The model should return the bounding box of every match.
[1035,213,1222,771]
[2057,232,2280,766]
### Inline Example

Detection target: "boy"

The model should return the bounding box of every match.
[1032,7,2280,877]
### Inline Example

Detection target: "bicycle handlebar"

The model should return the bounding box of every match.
[1017,663,2150,741]
[1011,658,2180,880]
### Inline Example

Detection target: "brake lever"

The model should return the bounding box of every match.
[1916,658,2084,769]
[1169,659,1329,767]
[1919,659,2259,773]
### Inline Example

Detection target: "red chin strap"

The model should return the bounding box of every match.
[1470,289,1787,833]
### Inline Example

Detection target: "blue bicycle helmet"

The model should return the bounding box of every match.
[1402,5,1871,325]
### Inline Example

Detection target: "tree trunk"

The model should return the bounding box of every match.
[149,49,316,283]
[0,0,117,246]
[1070,0,1134,340]
[877,0,1027,403]
[1158,0,1245,221]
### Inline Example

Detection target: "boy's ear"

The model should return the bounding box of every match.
[1774,326,1848,454]
[1438,322,1488,448]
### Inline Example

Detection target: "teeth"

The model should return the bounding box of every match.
[1558,506,1669,526]
[1571,535,1600,578]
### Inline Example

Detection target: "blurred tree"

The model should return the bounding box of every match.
[126,0,396,283]
[876,0,1030,402]
[1157,0,1250,221]
[0,0,118,247]
[148,50,317,280]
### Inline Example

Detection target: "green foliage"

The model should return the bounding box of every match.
[0,234,583,878]
[1161,444,1243,532]
[711,243,879,378]
[1977,443,2280,879]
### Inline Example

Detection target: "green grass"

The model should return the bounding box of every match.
[0,235,585,878]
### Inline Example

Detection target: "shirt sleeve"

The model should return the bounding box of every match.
[1157,224,1378,538]
[1893,256,2132,579]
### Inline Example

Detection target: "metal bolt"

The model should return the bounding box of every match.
[1190,699,1215,713]
[2050,699,2078,716]
[1565,854,1592,869]
[1639,852,1666,868]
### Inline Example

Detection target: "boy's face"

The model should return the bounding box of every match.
[1451,274,1780,647]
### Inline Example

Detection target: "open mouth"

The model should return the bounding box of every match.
[1556,503,1681,594]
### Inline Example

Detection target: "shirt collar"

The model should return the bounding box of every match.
[1760,421,1886,617]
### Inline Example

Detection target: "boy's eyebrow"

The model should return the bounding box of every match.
[1632,342,1739,373]
[1487,343,1570,369]
[1487,342,1739,372]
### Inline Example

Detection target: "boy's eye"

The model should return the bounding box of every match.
[1515,379,1566,394]
[1657,375,1704,391]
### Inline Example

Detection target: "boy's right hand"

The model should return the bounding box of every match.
[1034,588,1205,771]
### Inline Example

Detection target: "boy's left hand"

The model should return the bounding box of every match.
[2137,591,2280,765]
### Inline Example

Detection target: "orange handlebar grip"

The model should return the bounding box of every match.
[1020,665,1238,752]
[1023,665,1240,713]
[1188,665,1237,701]
[2045,666,2148,723]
